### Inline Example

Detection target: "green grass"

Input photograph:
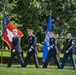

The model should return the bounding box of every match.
[0,64,76,75]
[0,50,76,59]
[0,50,64,58]
[0,50,76,75]
[0,50,42,58]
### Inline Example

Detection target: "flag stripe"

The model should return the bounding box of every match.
[2,30,12,50]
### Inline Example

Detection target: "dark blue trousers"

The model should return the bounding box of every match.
[7,52,24,67]
[23,52,39,68]
[43,52,61,68]
[61,53,76,69]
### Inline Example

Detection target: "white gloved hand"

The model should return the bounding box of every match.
[50,45,53,49]
[12,49,15,53]
[48,47,50,51]
[66,50,69,54]
[29,48,32,52]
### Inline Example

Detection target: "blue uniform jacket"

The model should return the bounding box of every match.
[28,34,38,53]
[65,37,75,54]
[12,35,22,53]
[49,36,59,54]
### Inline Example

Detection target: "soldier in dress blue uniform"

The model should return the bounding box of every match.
[43,31,61,68]
[7,29,24,67]
[60,32,76,69]
[23,29,39,68]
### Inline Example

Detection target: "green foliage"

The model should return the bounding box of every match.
[0,0,76,51]
[37,43,43,52]
[0,65,76,75]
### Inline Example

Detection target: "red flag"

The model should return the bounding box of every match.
[2,13,24,50]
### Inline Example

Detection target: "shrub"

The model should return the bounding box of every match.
[37,43,43,52]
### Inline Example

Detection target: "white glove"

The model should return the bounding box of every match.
[50,45,53,49]
[29,48,32,52]
[48,47,50,51]
[12,49,15,53]
[66,50,69,54]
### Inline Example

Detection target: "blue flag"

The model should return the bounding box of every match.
[42,14,52,61]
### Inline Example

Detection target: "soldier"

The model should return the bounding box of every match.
[23,29,39,68]
[7,29,24,67]
[43,30,61,68]
[60,32,76,69]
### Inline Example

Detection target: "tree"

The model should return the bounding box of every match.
[0,0,76,51]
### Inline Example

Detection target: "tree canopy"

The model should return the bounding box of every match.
[0,0,76,51]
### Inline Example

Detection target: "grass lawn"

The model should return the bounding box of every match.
[0,50,76,75]
[0,64,76,75]
[0,49,69,58]
[0,50,76,59]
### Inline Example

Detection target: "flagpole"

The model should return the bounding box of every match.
[0,21,4,67]
[0,0,5,67]
[0,39,4,67]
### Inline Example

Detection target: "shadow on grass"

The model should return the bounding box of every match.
[0,64,75,71]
